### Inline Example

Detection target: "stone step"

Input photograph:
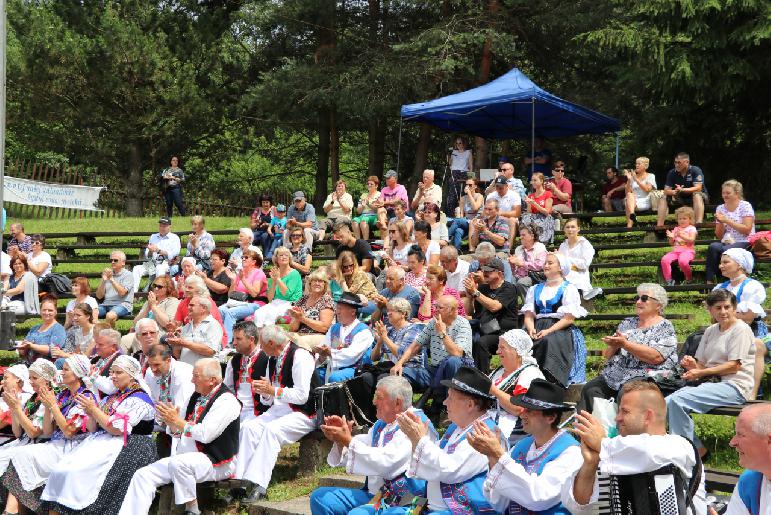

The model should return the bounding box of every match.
[318,474,366,489]
[248,495,312,515]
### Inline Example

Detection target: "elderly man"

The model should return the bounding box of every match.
[563,380,707,513]
[6,223,32,256]
[334,222,373,272]
[468,199,510,253]
[484,176,521,246]
[393,295,472,417]
[286,190,324,250]
[657,152,708,227]
[89,328,123,397]
[439,246,470,293]
[322,180,354,233]
[464,257,519,374]
[392,366,499,514]
[469,378,580,514]
[95,250,135,324]
[174,275,227,348]
[132,217,181,291]
[317,292,374,383]
[130,317,162,364]
[377,170,410,229]
[224,321,262,422]
[548,160,573,215]
[235,325,319,503]
[310,376,438,515]
[720,403,771,515]
[168,295,223,366]
[372,267,421,325]
[144,343,195,458]
[468,242,514,283]
[410,169,443,214]
[119,358,240,515]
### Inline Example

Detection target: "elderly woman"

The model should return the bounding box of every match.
[420,202,448,246]
[173,256,197,298]
[353,175,381,240]
[130,275,179,342]
[219,248,267,342]
[509,224,547,300]
[1,355,96,515]
[250,194,276,257]
[16,295,66,364]
[229,228,260,271]
[713,248,767,397]
[521,172,555,244]
[417,265,466,321]
[287,269,335,351]
[666,289,755,458]
[26,234,53,279]
[2,255,39,315]
[520,253,587,387]
[0,365,34,445]
[705,179,755,282]
[199,248,233,306]
[413,220,440,266]
[40,355,157,515]
[252,246,303,328]
[371,297,429,391]
[578,283,678,412]
[448,177,484,248]
[65,277,99,328]
[330,250,377,312]
[404,245,428,290]
[287,227,313,276]
[186,215,216,271]
[624,156,657,228]
[487,329,545,445]
[558,218,602,300]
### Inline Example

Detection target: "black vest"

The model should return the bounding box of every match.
[232,343,319,417]
[92,352,121,377]
[184,385,240,466]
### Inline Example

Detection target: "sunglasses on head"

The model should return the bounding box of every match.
[635,294,658,303]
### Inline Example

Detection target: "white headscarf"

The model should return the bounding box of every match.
[499,329,538,366]
[6,364,33,394]
[723,248,754,274]
[29,359,58,384]
[551,252,571,278]
[112,355,151,393]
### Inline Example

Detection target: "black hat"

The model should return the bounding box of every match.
[481,257,505,272]
[158,217,171,225]
[440,366,494,400]
[494,176,508,185]
[510,378,573,411]
[336,291,367,309]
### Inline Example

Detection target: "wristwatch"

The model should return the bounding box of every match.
[472,290,481,298]
[438,332,447,339]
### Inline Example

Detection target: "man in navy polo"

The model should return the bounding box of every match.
[656,152,708,227]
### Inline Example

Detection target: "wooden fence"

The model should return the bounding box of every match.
[4,160,294,219]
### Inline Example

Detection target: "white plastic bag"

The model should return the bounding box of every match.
[592,397,619,437]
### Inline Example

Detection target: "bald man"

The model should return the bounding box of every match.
[562,380,707,514]
[721,403,771,515]
[392,295,473,417]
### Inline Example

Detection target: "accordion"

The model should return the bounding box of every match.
[315,374,376,428]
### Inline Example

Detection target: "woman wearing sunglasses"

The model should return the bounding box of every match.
[577,283,678,412]
[448,178,484,249]
[129,275,180,345]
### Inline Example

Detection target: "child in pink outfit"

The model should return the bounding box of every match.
[661,206,698,285]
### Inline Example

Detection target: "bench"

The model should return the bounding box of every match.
[705,469,740,493]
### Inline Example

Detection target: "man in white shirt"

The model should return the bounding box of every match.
[119,358,241,515]
[440,246,470,293]
[168,295,222,366]
[316,292,374,383]
[410,169,443,214]
[563,380,707,514]
[321,180,354,233]
[722,403,771,515]
[310,375,438,515]
[223,321,262,422]
[132,217,182,291]
[235,325,319,503]
[485,176,521,246]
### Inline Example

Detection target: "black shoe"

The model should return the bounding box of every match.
[629,213,637,225]
[243,488,268,504]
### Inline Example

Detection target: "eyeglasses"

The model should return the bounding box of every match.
[290,234,303,238]
[140,331,158,336]
[341,264,354,271]
[465,183,475,186]
[634,294,658,303]
[241,256,252,260]
[151,283,164,289]
[111,259,121,263]
[32,241,42,245]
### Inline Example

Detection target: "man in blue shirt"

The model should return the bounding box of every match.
[371,267,421,326]
[656,152,708,227]
[285,191,324,251]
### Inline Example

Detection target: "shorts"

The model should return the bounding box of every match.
[353,213,378,226]
[668,191,708,208]
[610,198,625,211]
[98,304,131,318]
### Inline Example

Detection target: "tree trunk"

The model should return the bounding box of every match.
[413,123,432,179]
[315,109,331,208]
[368,117,386,180]
[125,143,145,216]
[330,108,339,183]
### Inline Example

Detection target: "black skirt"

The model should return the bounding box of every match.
[40,434,158,515]
[2,462,45,513]
[531,317,575,387]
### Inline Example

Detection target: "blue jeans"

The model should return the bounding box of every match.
[402,366,432,392]
[266,233,284,259]
[98,304,130,319]
[253,230,272,257]
[428,355,465,405]
[310,486,373,515]
[666,382,745,444]
[219,303,260,343]
[448,218,470,248]
[163,187,186,217]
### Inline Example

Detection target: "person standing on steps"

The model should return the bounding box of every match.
[160,156,186,217]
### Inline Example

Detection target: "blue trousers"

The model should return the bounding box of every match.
[428,355,465,405]
[316,366,356,383]
[666,381,745,446]
[266,233,284,259]
[163,187,186,217]
[402,366,432,392]
[219,303,260,343]
[253,230,272,257]
[447,218,470,248]
[310,487,373,515]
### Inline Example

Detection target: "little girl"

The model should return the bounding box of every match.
[661,206,698,285]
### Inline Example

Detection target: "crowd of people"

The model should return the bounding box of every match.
[0,146,767,515]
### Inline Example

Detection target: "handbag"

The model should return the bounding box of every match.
[315,375,376,428]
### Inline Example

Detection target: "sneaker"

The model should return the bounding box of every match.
[583,287,603,300]
[665,280,676,287]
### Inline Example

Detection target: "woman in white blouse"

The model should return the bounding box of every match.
[521,253,587,387]
[420,202,449,247]
[623,157,657,228]
[705,179,755,282]
[558,218,602,300]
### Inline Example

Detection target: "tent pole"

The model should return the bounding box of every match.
[396,117,403,175]
[530,97,535,177]
[614,132,620,168]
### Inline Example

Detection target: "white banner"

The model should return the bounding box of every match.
[3,176,104,211]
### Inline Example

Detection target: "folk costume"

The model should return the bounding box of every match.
[224,345,263,422]
[0,364,34,446]
[40,355,158,515]
[89,349,122,398]
[310,407,438,515]
[235,341,319,491]
[146,357,195,456]
[520,255,587,386]
[725,470,770,515]
[484,379,581,515]
[713,249,767,337]
[118,381,241,515]
[2,355,96,513]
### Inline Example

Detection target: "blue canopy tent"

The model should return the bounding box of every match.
[398,68,621,174]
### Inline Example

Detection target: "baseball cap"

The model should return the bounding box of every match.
[293,191,305,200]
[481,257,505,272]
[158,217,171,225]
[276,204,287,212]
[494,176,508,186]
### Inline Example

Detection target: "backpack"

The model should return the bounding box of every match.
[39,274,72,296]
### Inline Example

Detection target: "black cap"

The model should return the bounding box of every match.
[494,176,508,185]
[440,366,494,400]
[158,217,171,225]
[481,257,505,272]
[510,378,573,411]
[336,291,367,309]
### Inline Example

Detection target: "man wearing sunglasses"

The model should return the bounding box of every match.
[547,161,573,215]
[96,250,135,325]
